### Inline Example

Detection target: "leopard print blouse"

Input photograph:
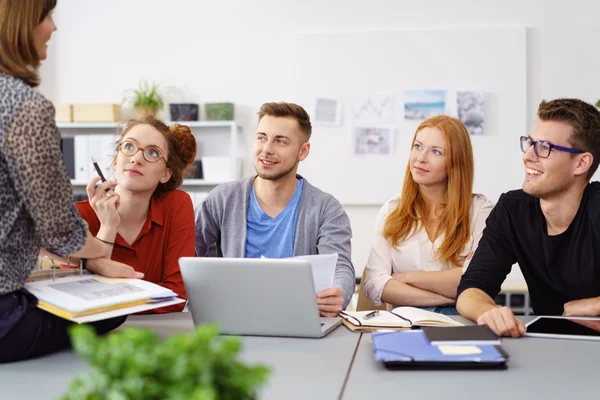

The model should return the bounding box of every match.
[0,72,87,295]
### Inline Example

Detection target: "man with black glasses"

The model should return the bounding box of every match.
[457,98,600,337]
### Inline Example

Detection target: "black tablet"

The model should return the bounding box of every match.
[525,316,600,341]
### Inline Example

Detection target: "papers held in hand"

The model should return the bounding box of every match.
[340,307,464,331]
[261,253,337,294]
[24,274,184,323]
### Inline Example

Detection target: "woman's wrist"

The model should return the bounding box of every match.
[96,237,115,246]
[97,225,118,244]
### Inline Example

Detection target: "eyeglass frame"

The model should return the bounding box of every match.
[520,136,584,158]
[117,139,167,164]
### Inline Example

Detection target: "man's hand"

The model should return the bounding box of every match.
[563,297,600,317]
[316,287,344,317]
[86,258,144,279]
[476,306,526,337]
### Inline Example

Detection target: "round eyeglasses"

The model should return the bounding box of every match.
[118,140,166,163]
[519,136,583,159]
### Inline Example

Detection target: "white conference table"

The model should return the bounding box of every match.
[0,313,360,400]
[342,316,600,400]
[2,314,600,400]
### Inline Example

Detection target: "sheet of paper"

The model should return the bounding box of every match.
[93,276,136,284]
[261,253,338,294]
[438,345,483,355]
[289,253,337,293]
[351,92,395,123]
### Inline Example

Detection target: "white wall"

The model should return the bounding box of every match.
[40,0,600,278]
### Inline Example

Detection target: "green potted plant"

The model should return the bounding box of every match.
[125,80,165,118]
[596,99,600,109]
[59,323,270,400]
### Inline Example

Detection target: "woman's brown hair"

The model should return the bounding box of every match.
[383,115,474,267]
[117,116,197,195]
[0,0,57,87]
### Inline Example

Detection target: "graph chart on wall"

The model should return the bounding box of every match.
[351,93,395,123]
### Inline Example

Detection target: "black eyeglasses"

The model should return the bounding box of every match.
[520,136,583,158]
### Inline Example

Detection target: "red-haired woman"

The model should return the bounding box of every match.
[76,116,197,312]
[364,115,493,315]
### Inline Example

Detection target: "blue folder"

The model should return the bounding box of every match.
[372,330,508,369]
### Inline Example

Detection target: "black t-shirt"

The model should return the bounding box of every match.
[458,182,600,315]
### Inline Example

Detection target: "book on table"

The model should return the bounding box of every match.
[340,306,464,331]
[24,272,184,323]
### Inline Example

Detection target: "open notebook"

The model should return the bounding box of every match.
[340,307,463,331]
[25,273,184,323]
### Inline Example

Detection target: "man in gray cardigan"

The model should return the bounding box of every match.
[195,102,355,315]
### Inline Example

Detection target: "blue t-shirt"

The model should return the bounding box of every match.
[245,178,304,258]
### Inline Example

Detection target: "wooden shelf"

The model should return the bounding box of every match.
[70,179,225,187]
[57,121,237,129]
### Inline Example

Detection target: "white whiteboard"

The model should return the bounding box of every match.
[292,28,527,205]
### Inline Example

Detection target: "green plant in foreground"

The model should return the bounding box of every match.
[59,324,270,400]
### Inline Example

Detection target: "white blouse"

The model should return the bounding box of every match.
[364,194,494,306]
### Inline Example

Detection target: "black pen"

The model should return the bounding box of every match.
[363,310,379,320]
[91,157,106,182]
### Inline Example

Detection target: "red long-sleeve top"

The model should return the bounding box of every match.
[76,190,195,313]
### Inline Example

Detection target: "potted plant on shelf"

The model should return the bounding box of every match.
[125,80,165,118]
[58,323,270,400]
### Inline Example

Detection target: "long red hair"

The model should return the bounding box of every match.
[383,115,474,266]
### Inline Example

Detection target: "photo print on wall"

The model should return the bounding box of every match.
[404,90,446,120]
[313,97,342,126]
[457,91,485,135]
[351,125,395,157]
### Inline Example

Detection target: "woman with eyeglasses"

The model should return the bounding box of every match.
[75,116,197,313]
[0,0,142,363]
[364,115,493,315]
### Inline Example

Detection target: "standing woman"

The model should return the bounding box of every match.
[364,115,493,315]
[0,0,141,363]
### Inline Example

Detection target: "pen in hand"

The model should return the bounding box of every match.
[91,157,106,182]
[91,157,116,202]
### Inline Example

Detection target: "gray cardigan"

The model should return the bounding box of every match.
[195,175,355,308]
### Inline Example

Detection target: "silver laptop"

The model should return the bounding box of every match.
[179,257,342,338]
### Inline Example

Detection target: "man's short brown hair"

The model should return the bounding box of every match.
[0,0,57,87]
[258,102,312,140]
[538,98,600,179]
